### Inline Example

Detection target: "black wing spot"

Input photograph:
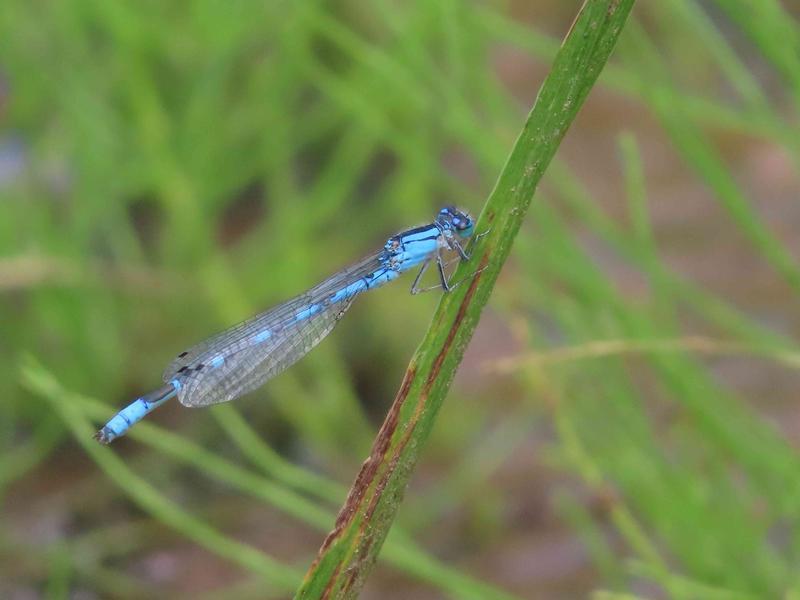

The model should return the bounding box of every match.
[178,351,189,358]
[177,366,189,374]
[195,363,205,371]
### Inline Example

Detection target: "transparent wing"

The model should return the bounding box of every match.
[176,294,356,407]
[162,296,305,383]
[163,250,387,407]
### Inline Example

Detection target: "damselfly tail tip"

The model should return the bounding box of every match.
[93,427,114,445]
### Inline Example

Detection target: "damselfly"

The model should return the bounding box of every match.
[95,206,480,444]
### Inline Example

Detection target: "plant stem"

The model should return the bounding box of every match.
[296,1,638,598]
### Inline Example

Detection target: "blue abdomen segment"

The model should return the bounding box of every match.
[325,266,400,304]
[94,382,179,444]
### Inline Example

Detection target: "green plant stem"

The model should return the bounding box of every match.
[295,1,637,598]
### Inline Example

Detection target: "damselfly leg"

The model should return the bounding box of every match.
[410,250,487,294]
[451,226,491,261]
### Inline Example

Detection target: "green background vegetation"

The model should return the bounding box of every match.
[2,1,799,598]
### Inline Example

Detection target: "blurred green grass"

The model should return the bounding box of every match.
[3,1,800,598]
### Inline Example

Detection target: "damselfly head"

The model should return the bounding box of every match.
[436,206,474,238]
